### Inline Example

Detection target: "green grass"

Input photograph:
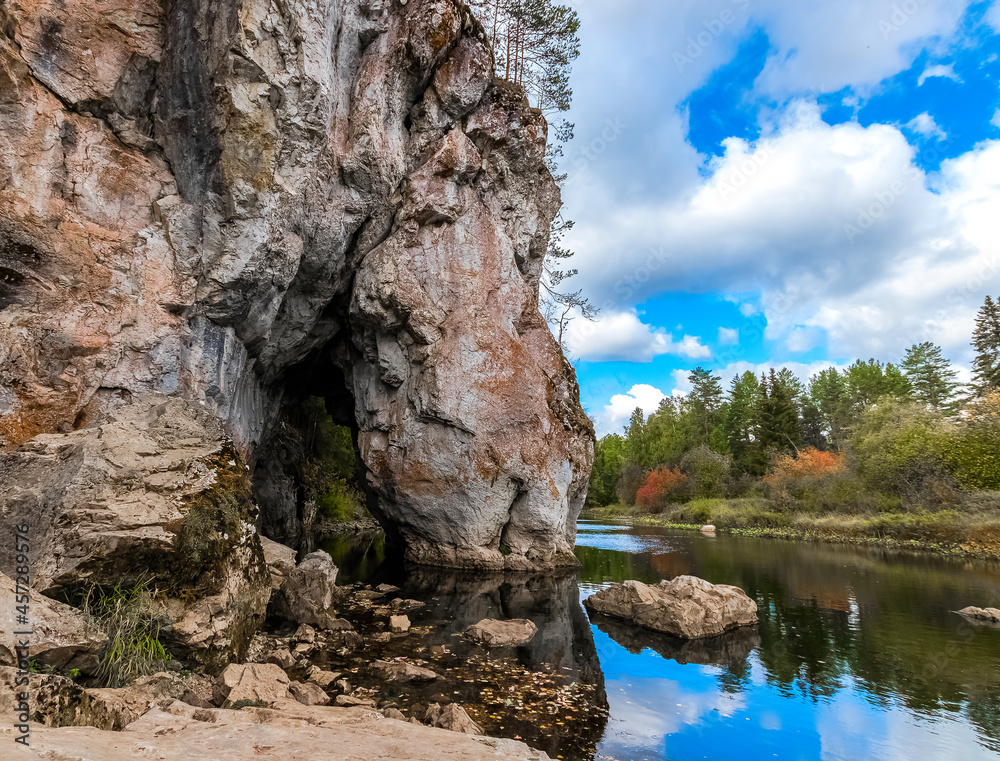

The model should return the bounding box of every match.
[83,577,171,688]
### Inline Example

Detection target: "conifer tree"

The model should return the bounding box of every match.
[757,369,801,454]
[972,295,1000,395]
[469,0,590,348]
[809,368,851,448]
[901,341,960,413]
[725,372,761,472]
[686,367,724,445]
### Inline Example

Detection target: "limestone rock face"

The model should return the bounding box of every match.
[8,699,554,760]
[0,573,104,674]
[583,577,759,640]
[0,0,593,571]
[0,397,270,669]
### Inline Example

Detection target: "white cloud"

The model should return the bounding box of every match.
[564,310,711,362]
[786,326,824,353]
[917,63,960,86]
[989,0,1000,31]
[671,369,693,394]
[566,100,1000,365]
[718,327,740,345]
[905,112,947,140]
[991,109,1000,129]
[750,1,968,97]
[594,384,667,436]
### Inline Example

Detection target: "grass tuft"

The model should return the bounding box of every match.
[83,577,171,688]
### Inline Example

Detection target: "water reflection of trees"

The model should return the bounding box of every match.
[576,528,1000,744]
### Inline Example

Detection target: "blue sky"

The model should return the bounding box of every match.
[556,0,1000,435]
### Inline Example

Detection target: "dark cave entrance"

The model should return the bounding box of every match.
[250,344,391,558]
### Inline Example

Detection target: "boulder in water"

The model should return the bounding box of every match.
[957,606,1000,627]
[464,618,538,647]
[583,576,758,640]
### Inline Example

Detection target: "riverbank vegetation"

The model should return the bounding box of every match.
[584,296,1000,556]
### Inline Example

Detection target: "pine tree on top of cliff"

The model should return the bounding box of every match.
[469,0,595,349]
[972,295,1000,396]
[470,0,580,117]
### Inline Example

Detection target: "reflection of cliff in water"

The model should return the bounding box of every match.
[405,567,606,690]
[319,540,610,761]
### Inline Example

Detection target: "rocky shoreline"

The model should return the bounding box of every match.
[2,544,608,760]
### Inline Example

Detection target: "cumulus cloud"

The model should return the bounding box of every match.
[917,63,960,86]
[564,310,711,362]
[565,99,999,364]
[594,384,667,436]
[718,327,740,345]
[905,112,947,140]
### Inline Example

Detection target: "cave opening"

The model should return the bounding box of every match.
[253,391,372,558]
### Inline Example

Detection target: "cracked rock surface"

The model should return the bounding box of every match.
[0,0,593,577]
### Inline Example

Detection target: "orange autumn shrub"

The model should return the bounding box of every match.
[636,466,688,513]
[764,447,846,499]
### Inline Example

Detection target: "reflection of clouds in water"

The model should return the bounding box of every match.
[575,530,681,556]
[599,675,746,750]
[815,694,996,761]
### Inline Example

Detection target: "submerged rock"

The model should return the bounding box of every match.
[464,618,538,648]
[369,660,439,683]
[583,576,758,640]
[956,606,1000,627]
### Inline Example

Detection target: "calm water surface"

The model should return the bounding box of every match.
[325,522,1000,761]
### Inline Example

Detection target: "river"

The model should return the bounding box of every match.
[321,521,1000,761]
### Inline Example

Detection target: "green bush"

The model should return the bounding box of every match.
[851,399,953,499]
[317,477,366,522]
[680,445,732,499]
[939,425,1000,491]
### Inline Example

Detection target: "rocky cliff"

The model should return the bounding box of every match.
[0,0,593,616]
